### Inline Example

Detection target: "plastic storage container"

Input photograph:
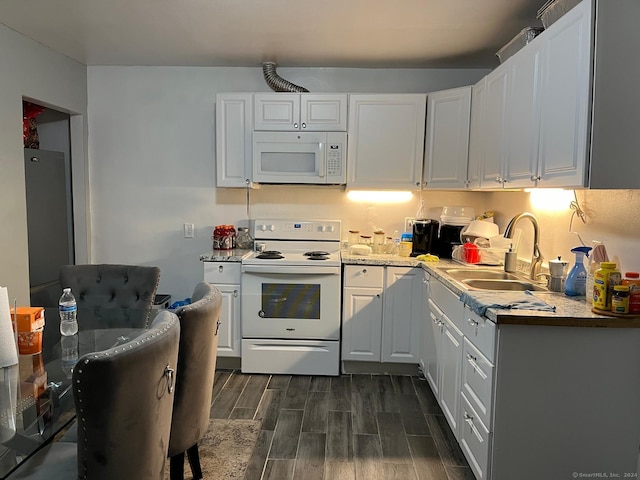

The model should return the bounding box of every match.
[537,0,581,28]
[593,262,621,310]
[622,272,640,314]
[496,27,545,64]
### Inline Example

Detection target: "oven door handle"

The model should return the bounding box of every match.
[242,265,341,275]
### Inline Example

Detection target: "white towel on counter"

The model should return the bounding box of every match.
[459,290,556,317]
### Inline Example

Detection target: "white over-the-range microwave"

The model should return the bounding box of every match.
[252,131,347,185]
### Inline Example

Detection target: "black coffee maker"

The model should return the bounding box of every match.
[437,224,466,259]
[411,219,440,257]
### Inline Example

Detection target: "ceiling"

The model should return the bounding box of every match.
[0,0,543,69]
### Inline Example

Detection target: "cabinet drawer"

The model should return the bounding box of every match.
[462,338,494,429]
[460,392,491,480]
[430,279,465,331]
[343,265,384,288]
[462,306,496,362]
[204,262,241,284]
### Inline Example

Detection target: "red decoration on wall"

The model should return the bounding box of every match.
[23,101,46,149]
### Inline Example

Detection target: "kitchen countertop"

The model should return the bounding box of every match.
[200,249,252,262]
[199,250,640,328]
[342,252,640,328]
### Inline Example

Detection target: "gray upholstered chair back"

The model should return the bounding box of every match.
[167,282,222,478]
[59,264,161,328]
[73,310,180,480]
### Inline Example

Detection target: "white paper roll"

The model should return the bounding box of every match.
[0,287,18,368]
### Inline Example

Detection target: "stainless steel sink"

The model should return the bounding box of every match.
[444,268,521,281]
[442,268,548,291]
[462,279,547,292]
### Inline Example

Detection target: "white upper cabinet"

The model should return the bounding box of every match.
[504,39,543,188]
[480,64,509,189]
[422,86,472,190]
[467,78,486,190]
[537,0,591,187]
[216,93,253,188]
[254,93,347,131]
[347,94,426,190]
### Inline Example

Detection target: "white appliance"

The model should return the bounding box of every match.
[241,219,342,375]
[252,131,347,184]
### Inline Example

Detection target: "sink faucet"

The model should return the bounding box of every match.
[503,212,544,281]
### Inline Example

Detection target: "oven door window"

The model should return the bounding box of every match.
[261,283,320,319]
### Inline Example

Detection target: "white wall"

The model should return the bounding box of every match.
[86,66,488,300]
[0,26,88,305]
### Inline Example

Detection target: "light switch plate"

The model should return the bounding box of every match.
[184,223,194,238]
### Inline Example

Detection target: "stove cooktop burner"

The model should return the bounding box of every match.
[308,255,329,260]
[256,250,284,259]
[304,251,330,257]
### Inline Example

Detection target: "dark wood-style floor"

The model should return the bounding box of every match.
[209,370,474,480]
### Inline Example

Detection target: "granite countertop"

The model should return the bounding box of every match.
[200,249,253,262]
[342,252,640,328]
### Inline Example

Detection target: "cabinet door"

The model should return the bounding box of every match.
[347,94,426,190]
[537,0,591,187]
[467,78,486,190]
[504,41,543,188]
[216,93,253,187]
[341,287,383,361]
[480,64,509,189]
[424,297,443,397]
[423,86,472,190]
[439,315,463,439]
[382,267,423,363]
[215,283,241,357]
[301,94,348,131]
[254,93,300,131]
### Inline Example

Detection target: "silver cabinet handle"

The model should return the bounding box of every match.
[468,318,478,327]
[362,269,367,275]
[294,123,299,129]
[466,353,477,362]
[165,365,175,394]
[218,265,224,273]
[530,175,541,181]
[301,123,306,128]
[233,289,239,297]
[376,294,381,298]
[416,181,421,187]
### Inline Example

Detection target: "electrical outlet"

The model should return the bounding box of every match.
[184,223,194,238]
[404,217,416,232]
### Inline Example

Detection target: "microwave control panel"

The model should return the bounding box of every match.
[327,144,343,176]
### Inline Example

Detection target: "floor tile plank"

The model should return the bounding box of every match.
[376,412,412,464]
[269,409,304,459]
[292,432,326,480]
[224,372,251,390]
[413,378,442,415]
[444,464,477,480]
[261,459,295,480]
[255,389,284,431]
[382,463,418,480]
[210,388,241,419]
[326,410,353,461]
[353,434,383,480]
[329,375,352,411]
[391,375,416,395]
[350,392,378,435]
[310,376,332,392]
[281,376,311,409]
[397,394,430,435]
[425,414,468,467]
[407,435,449,480]
[236,375,270,409]
[325,461,355,480]
[211,370,232,404]
[243,429,273,480]
[230,407,256,420]
[350,374,372,393]
[267,375,292,390]
[302,391,330,433]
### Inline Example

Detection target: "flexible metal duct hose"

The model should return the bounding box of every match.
[262,62,309,93]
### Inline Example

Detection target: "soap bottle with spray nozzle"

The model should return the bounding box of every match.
[564,246,592,297]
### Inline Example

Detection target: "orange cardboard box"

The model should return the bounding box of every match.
[10,307,45,332]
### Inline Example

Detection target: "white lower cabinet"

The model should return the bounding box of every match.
[342,265,422,365]
[423,275,495,478]
[203,262,241,357]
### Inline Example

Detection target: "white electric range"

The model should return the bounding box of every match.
[241,219,342,376]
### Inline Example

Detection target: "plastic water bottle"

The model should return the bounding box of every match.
[59,288,78,336]
[60,334,79,378]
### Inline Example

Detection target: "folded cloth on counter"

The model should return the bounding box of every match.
[459,290,556,316]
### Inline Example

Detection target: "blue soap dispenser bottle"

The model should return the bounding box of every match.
[564,246,592,296]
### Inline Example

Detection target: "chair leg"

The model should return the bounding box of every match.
[187,443,203,480]
[170,452,185,480]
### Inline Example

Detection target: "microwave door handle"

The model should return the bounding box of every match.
[318,142,325,178]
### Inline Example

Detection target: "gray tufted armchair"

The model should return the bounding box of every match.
[8,310,180,480]
[59,264,161,328]
[168,282,223,480]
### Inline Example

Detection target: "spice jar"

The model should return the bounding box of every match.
[359,235,372,246]
[348,230,360,247]
[373,230,385,254]
[622,272,640,314]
